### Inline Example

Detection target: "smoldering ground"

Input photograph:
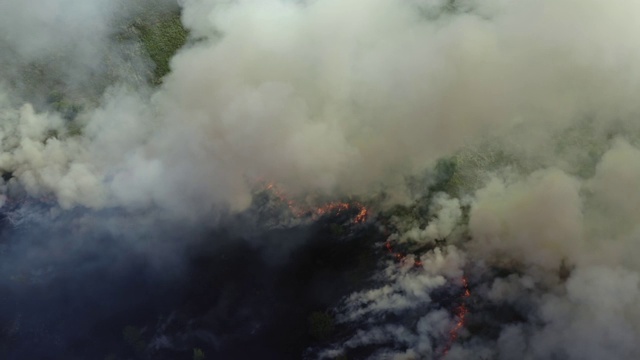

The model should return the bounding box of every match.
[0,198,385,360]
[3,0,640,359]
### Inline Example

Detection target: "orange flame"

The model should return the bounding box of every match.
[441,276,471,358]
[264,182,307,217]
[354,207,368,224]
[262,182,368,224]
[384,240,422,267]
[265,181,470,357]
[383,239,471,358]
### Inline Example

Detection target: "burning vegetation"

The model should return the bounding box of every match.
[440,276,471,358]
[262,182,369,225]
[4,1,640,359]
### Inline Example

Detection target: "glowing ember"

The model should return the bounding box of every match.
[262,182,368,224]
[353,207,368,224]
[266,181,469,357]
[440,276,471,358]
[383,239,471,358]
[313,202,350,217]
[264,182,307,217]
[384,240,422,267]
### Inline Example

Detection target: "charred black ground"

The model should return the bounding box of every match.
[0,200,388,360]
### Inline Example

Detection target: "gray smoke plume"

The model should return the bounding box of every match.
[4,0,640,217]
[2,0,640,359]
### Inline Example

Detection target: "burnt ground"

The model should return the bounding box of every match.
[0,204,386,360]
[0,199,528,360]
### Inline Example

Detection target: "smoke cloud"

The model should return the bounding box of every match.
[4,0,640,216]
[3,0,640,359]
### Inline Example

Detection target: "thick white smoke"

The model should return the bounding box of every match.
[4,0,640,216]
[3,0,640,358]
[321,138,640,359]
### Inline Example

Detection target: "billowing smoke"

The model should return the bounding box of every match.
[4,0,640,215]
[2,0,640,359]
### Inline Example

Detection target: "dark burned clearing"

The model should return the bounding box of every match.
[0,199,385,359]
[0,190,520,360]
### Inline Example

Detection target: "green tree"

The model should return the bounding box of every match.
[137,13,188,84]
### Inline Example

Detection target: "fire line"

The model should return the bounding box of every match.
[263,182,368,224]
[384,239,470,358]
